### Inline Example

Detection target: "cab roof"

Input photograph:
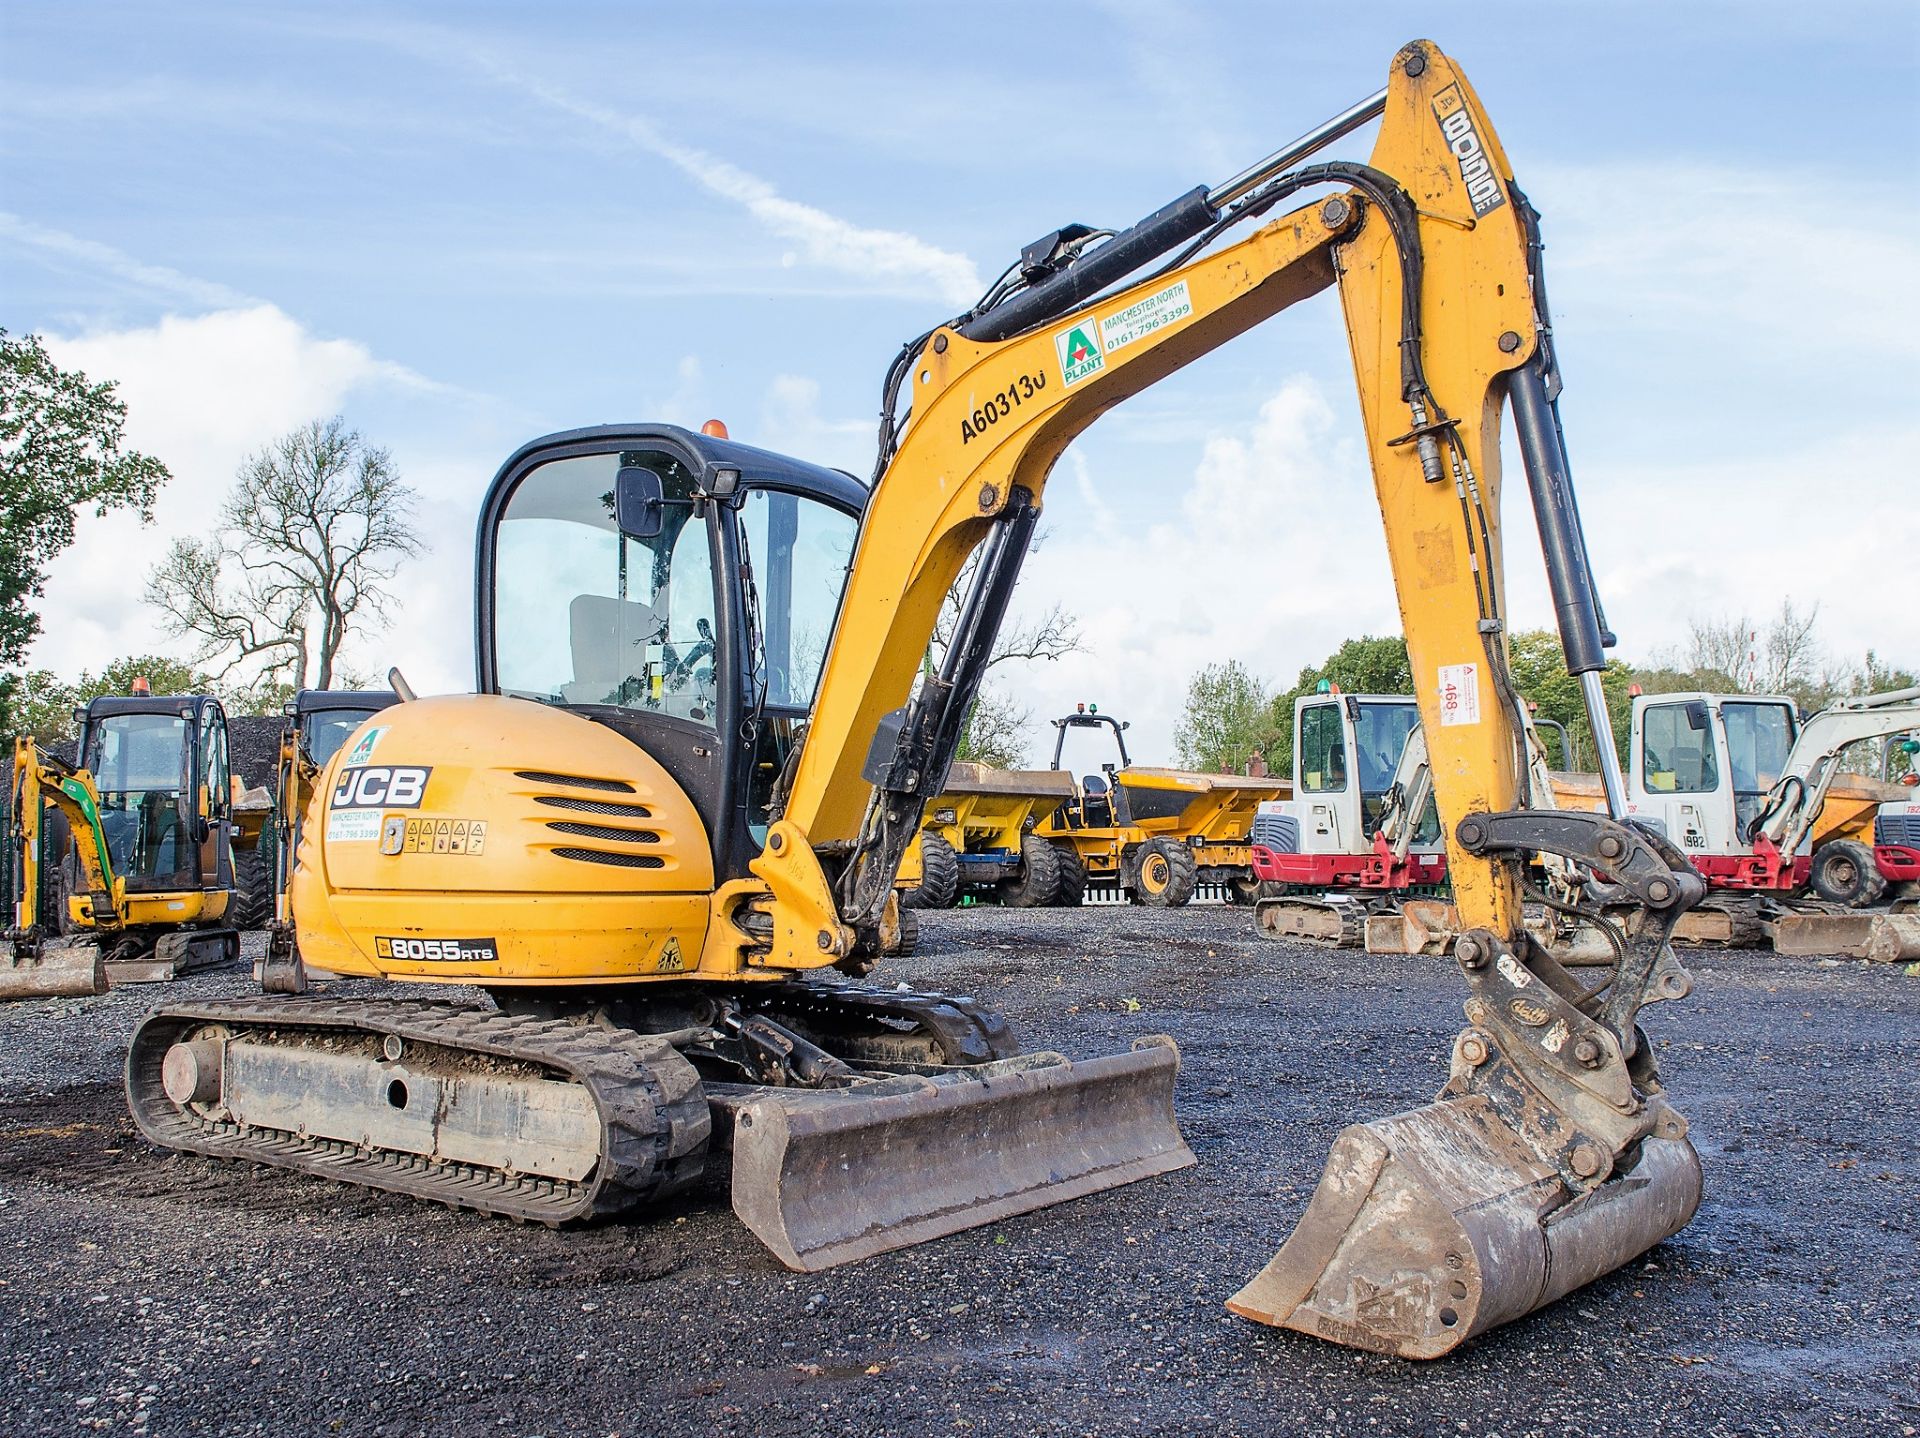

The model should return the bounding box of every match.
[484,423,868,516]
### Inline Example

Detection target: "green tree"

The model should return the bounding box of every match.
[7,654,215,743]
[955,686,1030,768]
[0,330,171,728]
[1267,635,1412,772]
[1506,629,1633,769]
[1174,660,1274,773]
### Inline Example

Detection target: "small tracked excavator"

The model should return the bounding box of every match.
[128,41,1708,1357]
[5,692,253,997]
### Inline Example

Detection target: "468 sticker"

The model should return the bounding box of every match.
[374,935,499,963]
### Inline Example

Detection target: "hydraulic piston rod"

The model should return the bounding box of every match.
[1509,357,1627,817]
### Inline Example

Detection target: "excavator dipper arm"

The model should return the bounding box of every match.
[4,737,120,997]
[754,39,1706,1357]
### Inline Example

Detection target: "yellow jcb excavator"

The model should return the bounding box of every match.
[126,41,1706,1359]
[6,692,252,997]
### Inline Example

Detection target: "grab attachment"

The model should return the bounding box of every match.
[1232,810,1706,1357]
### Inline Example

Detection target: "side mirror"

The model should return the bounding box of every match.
[1684,700,1711,732]
[615,466,665,539]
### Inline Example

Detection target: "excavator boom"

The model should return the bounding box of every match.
[751,38,1706,1355]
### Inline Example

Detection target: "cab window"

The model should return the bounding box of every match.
[1722,702,1795,796]
[1298,704,1347,793]
[1643,703,1718,794]
[736,486,857,709]
[494,450,719,726]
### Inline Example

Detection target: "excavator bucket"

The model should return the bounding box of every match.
[0,941,107,1000]
[1228,1095,1701,1358]
[728,1036,1194,1270]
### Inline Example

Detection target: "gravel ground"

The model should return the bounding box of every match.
[1,908,1915,1438]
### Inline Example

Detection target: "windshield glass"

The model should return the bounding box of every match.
[1724,700,1796,837]
[308,712,382,768]
[84,713,189,882]
[1723,702,1795,794]
[494,450,719,726]
[736,487,856,709]
[1355,702,1421,796]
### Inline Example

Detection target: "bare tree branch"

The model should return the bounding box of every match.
[145,417,421,691]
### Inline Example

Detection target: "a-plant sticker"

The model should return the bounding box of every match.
[1438,663,1481,726]
[1056,323,1105,386]
[343,726,387,766]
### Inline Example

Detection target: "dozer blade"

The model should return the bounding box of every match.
[1768,910,1920,961]
[1228,1095,1701,1359]
[0,942,107,1000]
[728,1036,1194,1271]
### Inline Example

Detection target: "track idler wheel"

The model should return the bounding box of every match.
[1228,1096,1701,1358]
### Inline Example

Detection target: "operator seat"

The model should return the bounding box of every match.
[1081,773,1114,828]
[563,592,660,706]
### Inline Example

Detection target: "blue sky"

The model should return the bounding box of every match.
[4,2,1916,760]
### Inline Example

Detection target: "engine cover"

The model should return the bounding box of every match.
[291,695,714,984]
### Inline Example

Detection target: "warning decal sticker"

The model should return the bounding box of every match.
[1438,663,1481,726]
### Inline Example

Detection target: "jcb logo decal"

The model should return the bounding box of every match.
[331,765,431,810]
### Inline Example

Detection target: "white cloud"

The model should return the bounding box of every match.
[1000,376,1395,761]
[456,56,984,307]
[0,211,257,310]
[29,306,475,693]
[1537,161,1920,360]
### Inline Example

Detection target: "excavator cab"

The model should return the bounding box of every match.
[77,695,234,902]
[479,425,867,872]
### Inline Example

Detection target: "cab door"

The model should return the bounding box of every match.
[196,702,235,891]
[1295,702,1357,855]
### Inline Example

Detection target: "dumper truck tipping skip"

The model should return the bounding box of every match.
[125,42,1708,1360]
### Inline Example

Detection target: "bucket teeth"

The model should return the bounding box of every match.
[729,1036,1195,1271]
[1229,1096,1701,1358]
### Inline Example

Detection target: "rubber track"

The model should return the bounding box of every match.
[126,997,709,1226]
[1252,895,1367,948]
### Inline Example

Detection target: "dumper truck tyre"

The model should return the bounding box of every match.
[229,847,272,931]
[903,833,961,910]
[1130,839,1198,908]
[1225,875,1262,906]
[1050,841,1088,907]
[998,834,1061,908]
[1809,839,1886,908]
